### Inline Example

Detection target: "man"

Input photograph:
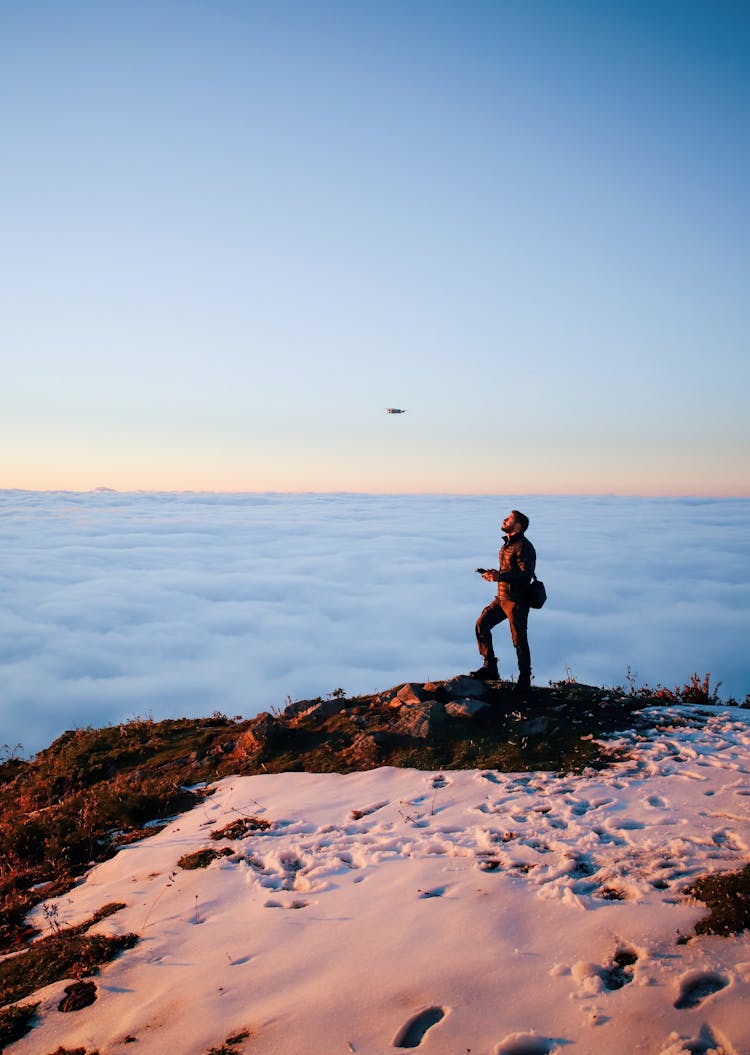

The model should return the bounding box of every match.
[472,509,535,695]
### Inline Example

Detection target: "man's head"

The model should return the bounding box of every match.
[502,510,529,536]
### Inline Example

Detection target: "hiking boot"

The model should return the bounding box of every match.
[513,674,532,698]
[470,661,499,681]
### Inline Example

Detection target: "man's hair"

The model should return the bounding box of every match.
[512,510,530,533]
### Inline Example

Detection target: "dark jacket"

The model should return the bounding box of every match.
[497,533,536,602]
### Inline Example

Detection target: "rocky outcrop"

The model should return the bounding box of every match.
[220,674,644,779]
[341,732,382,767]
[445,697,490,719]
[233,711,285,759]
[283,696,351,724]
[392,700,445,740]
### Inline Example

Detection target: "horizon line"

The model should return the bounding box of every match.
[2,487,749,501]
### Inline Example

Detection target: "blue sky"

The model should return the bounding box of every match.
[2,1,748,493]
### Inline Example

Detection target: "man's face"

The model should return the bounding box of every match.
[502,512,519,535]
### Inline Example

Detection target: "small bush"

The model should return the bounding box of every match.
[648,672,721,706]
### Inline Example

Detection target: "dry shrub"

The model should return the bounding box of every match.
[211,817,270,840]
[178,847,233,870]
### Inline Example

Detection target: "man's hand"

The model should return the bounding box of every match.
[481,570,499,582]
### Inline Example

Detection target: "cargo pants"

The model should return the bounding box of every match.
[475,597,531,679]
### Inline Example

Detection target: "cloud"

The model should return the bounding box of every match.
[1,491,748,755]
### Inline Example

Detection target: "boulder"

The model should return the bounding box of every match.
[443,675,490,700]
[234,712,284,758]
[445,697,490,719]
[392,682,429,708]
[517,715,551,736]
[393,700,445,740]
[287,697,350,724]
[341,733,381,767]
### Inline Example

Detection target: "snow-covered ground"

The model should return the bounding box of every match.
[13,705,750,1055]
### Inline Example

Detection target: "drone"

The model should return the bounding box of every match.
[385,408,407,414]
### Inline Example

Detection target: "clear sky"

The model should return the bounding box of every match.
[2,0,748,494]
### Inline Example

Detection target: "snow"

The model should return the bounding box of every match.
[11,705,750,1055]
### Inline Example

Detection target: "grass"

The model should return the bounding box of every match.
[211,817,271,840]
[178,848,233,870]
[686,863,750,936]
[0,671,736,958]
[0,1002,39,1049]
[0,905,136,1008]
[45,1048,100,1055]
[207,1030,251,1055]
[628,671,723,706]
[0,716,233,952]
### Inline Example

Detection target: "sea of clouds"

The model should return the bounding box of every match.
[1,490,748,756]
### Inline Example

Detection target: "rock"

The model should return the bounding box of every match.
[392,682,429,708]
[58,980,97,1012]
[443,675,490,700]
[393,700,445,740]
[341,733,381,767]
[517,716,551,736]
[289,697,351,724]
[445,697,490,719]
[234,712,284,758]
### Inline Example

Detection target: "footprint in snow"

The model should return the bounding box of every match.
[263,898,310,910]
[566,798,592,816]
[673,971,729,1009]
[600,947,638,991]
[666,1022,736,1055]
[493,1032,560,1054]
[392,1006,446,1048]
[711,828,743,850]
[567,854,597,879]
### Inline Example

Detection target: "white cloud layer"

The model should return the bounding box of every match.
[1,491,748,755]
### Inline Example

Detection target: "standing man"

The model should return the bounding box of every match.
[472,510,535,695]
